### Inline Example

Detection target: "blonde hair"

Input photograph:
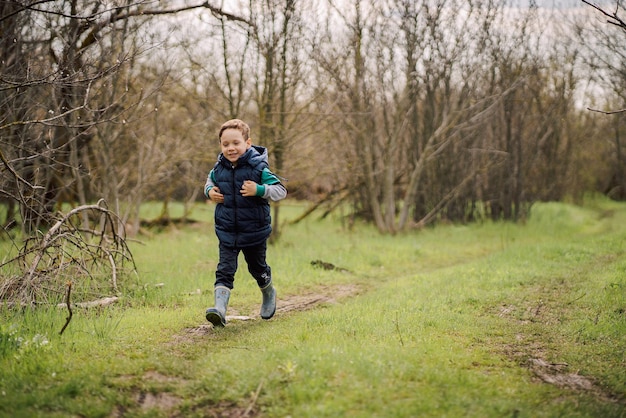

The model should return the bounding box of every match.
[219,119,250,142]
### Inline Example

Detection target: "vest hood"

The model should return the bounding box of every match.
[218,145,268,168]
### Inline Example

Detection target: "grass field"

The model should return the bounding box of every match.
[1,198,625,417]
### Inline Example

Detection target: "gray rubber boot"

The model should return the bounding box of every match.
[206,286,230,327]
[260,281,276,320]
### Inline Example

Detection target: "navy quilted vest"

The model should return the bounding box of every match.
[212,146,271,247]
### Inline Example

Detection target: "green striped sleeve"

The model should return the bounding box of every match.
[261,168,281,185]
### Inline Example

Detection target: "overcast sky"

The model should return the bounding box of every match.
[513,0,609,7]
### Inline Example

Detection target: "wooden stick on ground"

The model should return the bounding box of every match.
[59,282,73,335]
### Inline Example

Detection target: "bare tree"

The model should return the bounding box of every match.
[394,0,505,227]
[0,0,250,236]
[246,0,309,240]
[311,0,512,232]
[577,0,626,199]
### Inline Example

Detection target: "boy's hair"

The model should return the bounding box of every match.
[219,119,250,142]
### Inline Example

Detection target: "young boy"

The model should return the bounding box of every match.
[204,119,287,327]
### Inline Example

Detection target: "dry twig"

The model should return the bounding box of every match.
[0,199,135,307]
[59,282,73,335]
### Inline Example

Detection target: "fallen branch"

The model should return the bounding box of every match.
[56,296,119,309]
[242,379,264,417]
[226,315,254,321]
[25,199,113,283]
[106,250,118,293]
[1,199,135,307]
[59,282,73,335]
[289,188,350,225]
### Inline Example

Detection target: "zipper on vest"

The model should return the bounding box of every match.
[231,164,238,246]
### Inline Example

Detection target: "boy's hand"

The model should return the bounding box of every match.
[209,186,224,203]
[240,180,258,197]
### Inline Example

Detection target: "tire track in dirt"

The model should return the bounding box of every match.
[179,283,362,339]
[496,303,626,407]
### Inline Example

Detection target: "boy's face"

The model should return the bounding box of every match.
[220,128,251,164]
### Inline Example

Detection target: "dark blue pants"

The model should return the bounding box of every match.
[215,241,271,290]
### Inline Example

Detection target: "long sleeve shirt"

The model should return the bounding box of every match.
[204,166,287,202]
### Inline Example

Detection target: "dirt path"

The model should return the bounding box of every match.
[179,283,363,339]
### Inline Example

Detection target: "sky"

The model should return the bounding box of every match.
[513,0,612,7]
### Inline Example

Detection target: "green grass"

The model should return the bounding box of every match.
[0,198,625,417]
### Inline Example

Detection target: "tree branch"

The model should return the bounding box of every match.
[78,2,254,52]
[581,0,626,30]
[587,107,626,114]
